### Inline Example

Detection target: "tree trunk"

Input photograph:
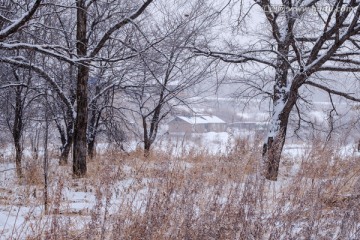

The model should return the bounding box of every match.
[262,42,291,181]
[30,127,40,160]
[73,66,88,177]
[142,117,151,157]
[13,84,23,178]
[73,0,88,177]
[43,93,49,214]
[144,140,151,157]
[14,141,22,177]
[88,139,96,159]
[142,94,163,157]
[263,81,300,180]
[87,91,101,159]
[262,116,288,181]
[57,105,74,165]
[60,140,72,165]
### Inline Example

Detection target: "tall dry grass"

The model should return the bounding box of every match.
[2,136,360,239]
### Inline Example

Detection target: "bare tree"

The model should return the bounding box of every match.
[0,0,154,177]
[0,66,41,177]
[72,0,156,177]
[0,0,44,177]
[0,0,41,41]
[124,0,217,155]
[50,87,76,165]
[86,65,126,159]
[196,0,360,180]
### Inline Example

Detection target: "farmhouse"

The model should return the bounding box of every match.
[168,115,227,133]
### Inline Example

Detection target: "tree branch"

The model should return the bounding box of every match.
[305,81,360,102]
[0,57,76,118]
[90,0,154,58]
[0,0,42,41]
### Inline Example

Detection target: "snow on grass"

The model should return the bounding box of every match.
[1,133,360,238]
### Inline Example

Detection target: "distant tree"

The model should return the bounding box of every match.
[0,1,43,174]
[86,66,127,159]
[126,0,217,155]
[50,83,76,165]
[0,67,40,177]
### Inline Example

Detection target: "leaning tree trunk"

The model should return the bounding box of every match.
[57,86,75,166]
[262,108,290,181]
[60,139,72,165]
[73,0,88,177]
[262,78,299,180]
[262,42,292,181]
[142,104,162,157]
[59,111,74,166]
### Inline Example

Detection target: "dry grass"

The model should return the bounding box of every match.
[22,158,44,186]
[1,136,360,239]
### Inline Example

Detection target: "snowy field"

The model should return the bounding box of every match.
[1,132,360,239]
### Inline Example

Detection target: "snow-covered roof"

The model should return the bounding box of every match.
[175,115,226,124]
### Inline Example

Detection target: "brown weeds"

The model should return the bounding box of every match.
[1,137,360,239]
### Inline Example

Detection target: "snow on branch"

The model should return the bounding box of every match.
[0,83,27,89]
[0,57,76,119]
[305,4,360,67]
[90,0,154,58]
[0,0,42,41]
[192,48,276,67]
[0,42,85,64]
[318,66,360,72]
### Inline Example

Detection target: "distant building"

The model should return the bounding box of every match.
[168,115,227,133]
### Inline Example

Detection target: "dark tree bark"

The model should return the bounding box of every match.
[73,65,89,177]
[43,92,49,214]
[3,70,34,178]
[261,1,360,180]
[143,117,151,157]
[13,81,24,178]
[73,0,88,177]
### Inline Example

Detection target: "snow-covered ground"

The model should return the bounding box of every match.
[1,132,360,239]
